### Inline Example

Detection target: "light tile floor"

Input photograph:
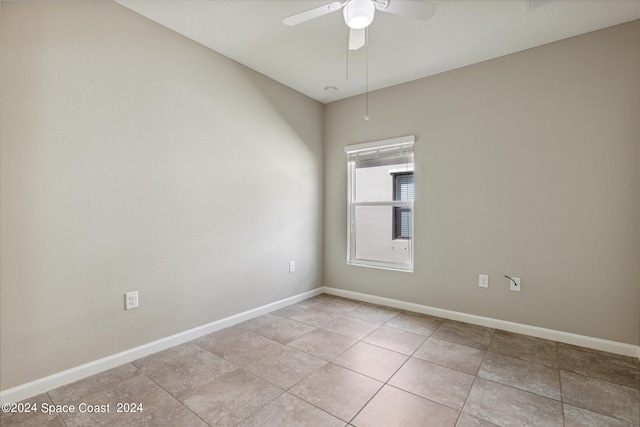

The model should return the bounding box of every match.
[2,294,639,426]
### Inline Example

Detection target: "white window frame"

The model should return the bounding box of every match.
[345,135,415,272]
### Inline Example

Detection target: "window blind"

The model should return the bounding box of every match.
[395,207,412,239]
[345,135,414,163]
[394,174,414,201]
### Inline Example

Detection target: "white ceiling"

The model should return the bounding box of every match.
[115,0,640,103]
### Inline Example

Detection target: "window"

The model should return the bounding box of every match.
[345,135,415,272]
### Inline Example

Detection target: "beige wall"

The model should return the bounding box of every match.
[0,2,323,390]
[324,21,640,346]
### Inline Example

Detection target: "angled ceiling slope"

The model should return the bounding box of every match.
[116,0,640,103]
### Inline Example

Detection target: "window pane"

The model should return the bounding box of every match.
[354,206,411,265]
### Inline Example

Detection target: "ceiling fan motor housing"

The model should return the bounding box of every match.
[343,0,376,29]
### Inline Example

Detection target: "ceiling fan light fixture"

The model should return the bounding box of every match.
[343,1,375,29]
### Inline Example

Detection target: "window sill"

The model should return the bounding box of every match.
[347,260,413,273]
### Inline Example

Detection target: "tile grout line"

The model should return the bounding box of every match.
[455,327,496,426]
[130,363,215,427]
[237,299,383,425]
[265,301,423,424]
[289,302,511,423]
[43,390,70,427]
[302,303,386,425]
[345,313,431,425]
[347,315,455,425]
[557,340,566,426]
[189,340,289,427]
[557,368,640,425]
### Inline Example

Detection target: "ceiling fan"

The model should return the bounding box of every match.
[283,0,437,51]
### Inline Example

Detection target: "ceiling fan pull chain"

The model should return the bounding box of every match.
[346,28,350,81]
[364,26,370,121]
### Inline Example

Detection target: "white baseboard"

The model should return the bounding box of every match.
[0,287,323,404]
[322,286,640,359]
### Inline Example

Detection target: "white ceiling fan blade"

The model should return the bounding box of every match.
[375,0,436,21]
[283,1,345,26]
[349,28,366,50]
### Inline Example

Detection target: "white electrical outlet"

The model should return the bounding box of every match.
[507,276,521,292]
[479,274,489,288]
[125,291,139,310]
[289,261,295,273]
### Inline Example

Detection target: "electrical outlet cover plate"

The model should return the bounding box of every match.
[479,274,489,288]
[509,277,521,292]
[125,291,139,310]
